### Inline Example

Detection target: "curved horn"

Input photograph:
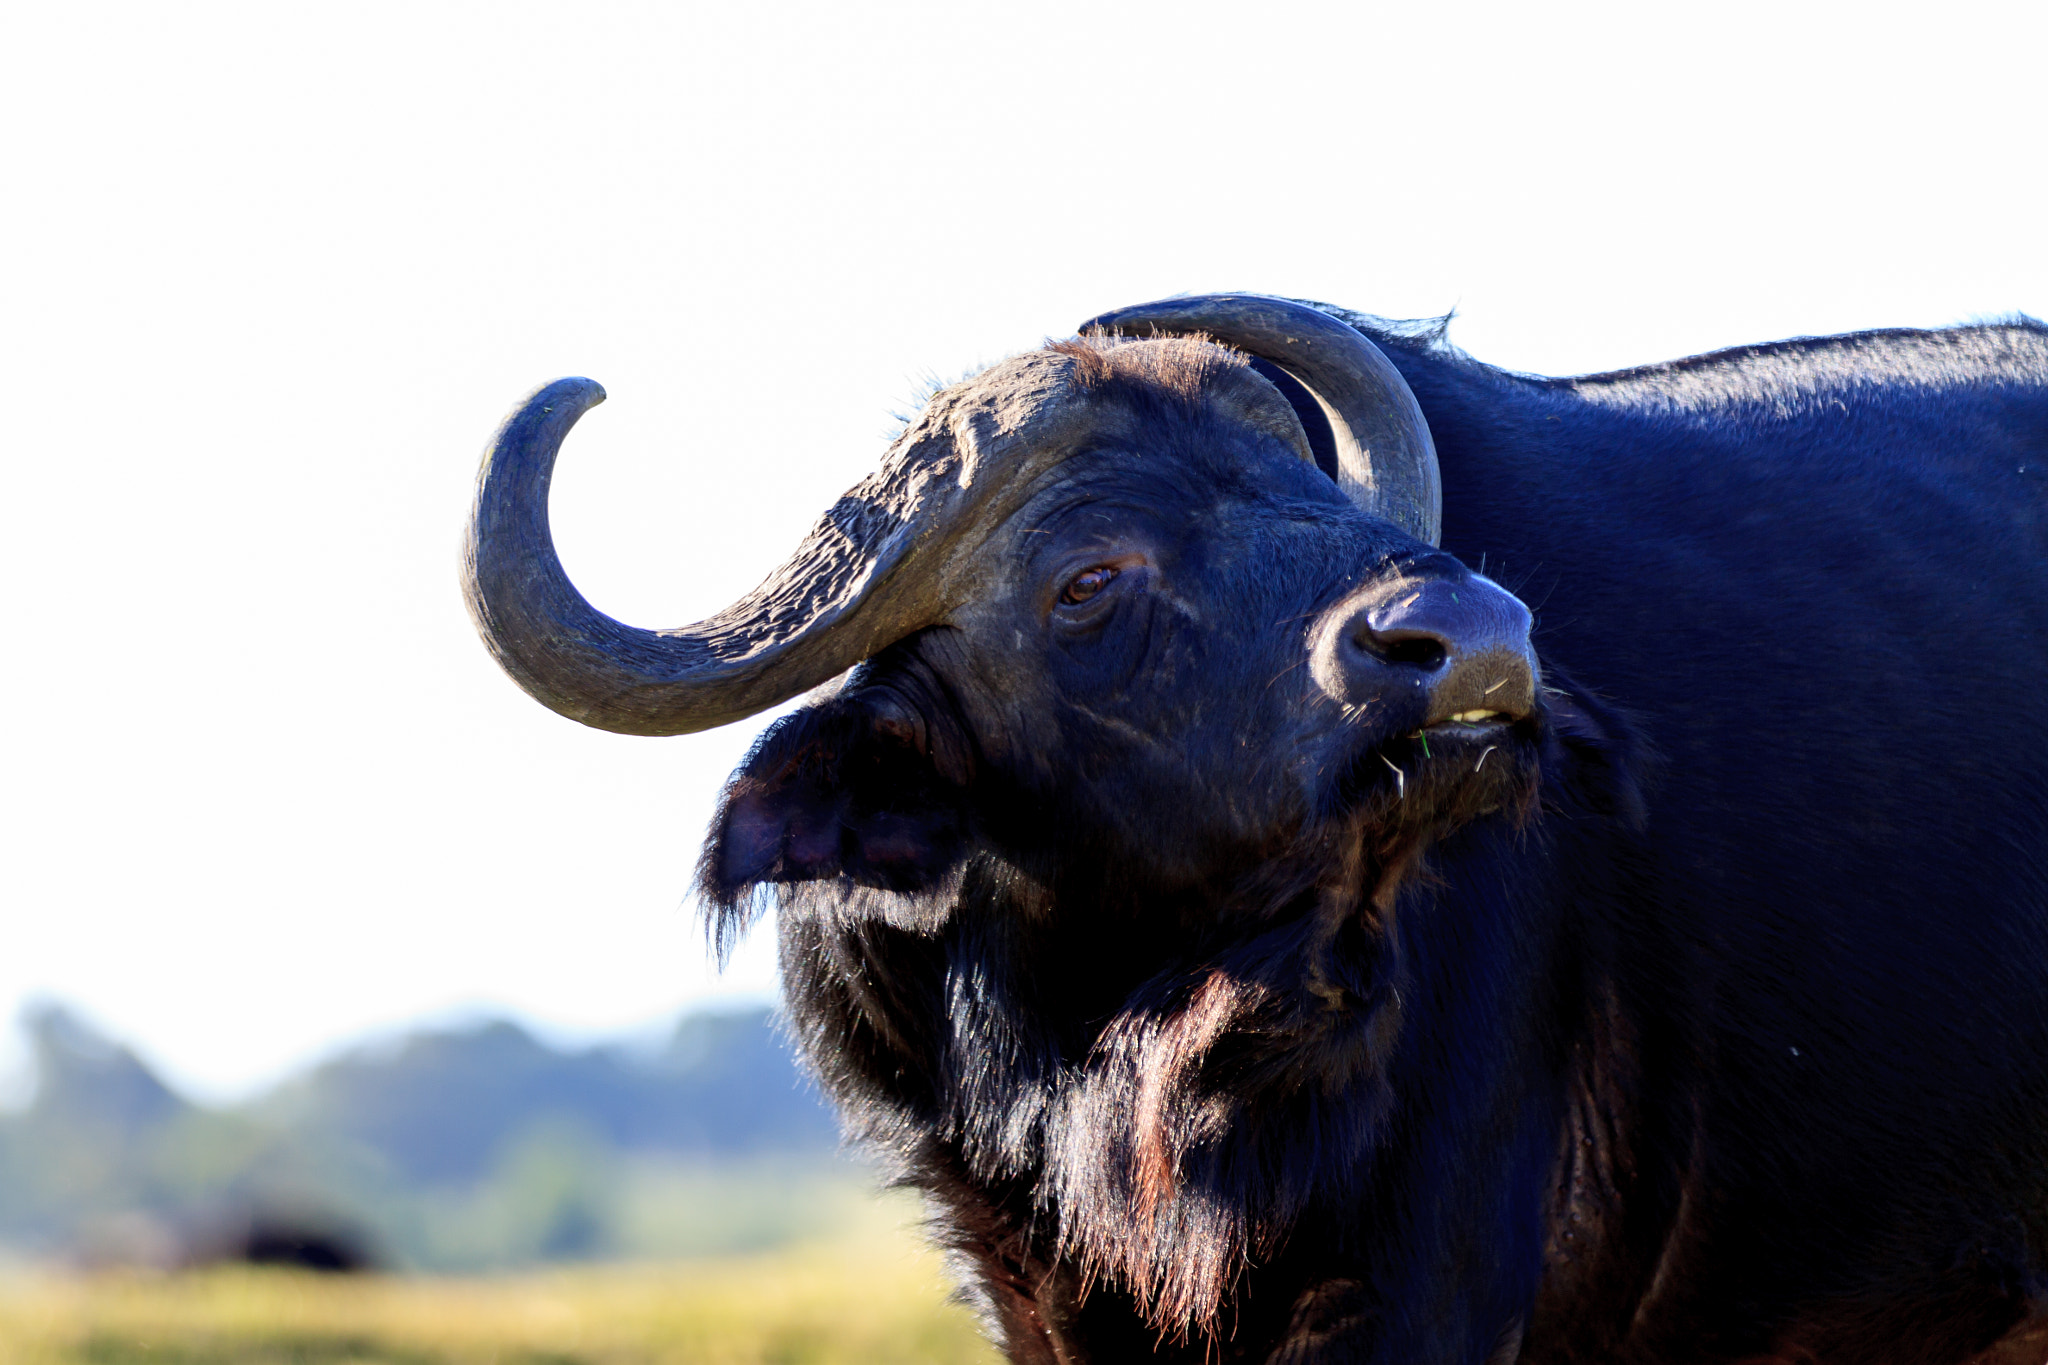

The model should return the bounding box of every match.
[462,377,941,736]
[1079,295,1441,545]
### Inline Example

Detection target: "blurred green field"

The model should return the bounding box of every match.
[0,1210,999,1365]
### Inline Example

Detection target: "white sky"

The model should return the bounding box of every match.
[2,1,2042,1103]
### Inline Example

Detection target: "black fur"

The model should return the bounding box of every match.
[701,316,2048,1364]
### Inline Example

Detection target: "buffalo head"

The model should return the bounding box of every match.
[466,296,1544,940]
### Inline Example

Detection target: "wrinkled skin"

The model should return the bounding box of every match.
[714,404,1491,899]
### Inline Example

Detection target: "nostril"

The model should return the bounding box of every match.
[1352,627,1449,670]
[1378,635,1448,670]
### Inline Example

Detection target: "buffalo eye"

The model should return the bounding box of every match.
[1059,566,1120,605]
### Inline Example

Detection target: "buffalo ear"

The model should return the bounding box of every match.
[699,692,972,905]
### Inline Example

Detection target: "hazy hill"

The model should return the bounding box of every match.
[17,1007,188,1132]
[0,1003,853,1269]
[262,1008,838,1184]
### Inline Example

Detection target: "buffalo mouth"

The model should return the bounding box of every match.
[1403,713,1536,768]
[1428,708,1517,730]
[1321,711,1541,832]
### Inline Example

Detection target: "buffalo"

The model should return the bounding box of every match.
[464,295,2048,1364]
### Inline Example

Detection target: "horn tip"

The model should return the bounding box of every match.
[534,375,607,409]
